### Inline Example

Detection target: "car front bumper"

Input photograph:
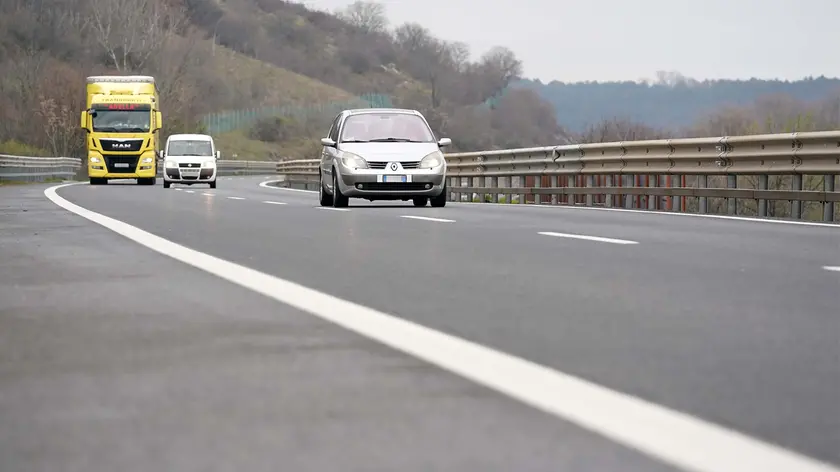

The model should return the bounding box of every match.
[335,165,446,198]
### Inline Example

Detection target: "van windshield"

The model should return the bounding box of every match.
[167,140,213,156]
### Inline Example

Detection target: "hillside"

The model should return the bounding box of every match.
[1,0,838,162]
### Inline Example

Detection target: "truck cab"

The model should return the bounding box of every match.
[160,134,220,189]
[80,75,162,185]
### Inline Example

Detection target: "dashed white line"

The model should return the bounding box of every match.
[174,188,183,191]
[400,215,455,223]
[823,266,840,272]
[184,190,194,193]
[227,196,245,200]
[263,200,287,205]
[44,181,839,472]
[202,192,214,196]
[538,231,639,245]
[316,206,350,212]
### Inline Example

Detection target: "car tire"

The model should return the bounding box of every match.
[332,171,348,207]
[209,179,216,189]
[430,183,447,207]
[319,172,333,206]
[413,197,428,207]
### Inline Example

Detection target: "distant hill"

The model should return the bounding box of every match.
[516,76,840,133]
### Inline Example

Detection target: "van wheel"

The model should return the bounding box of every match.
[163,180,171,188]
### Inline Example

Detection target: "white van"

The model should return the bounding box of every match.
[159,134,219,188]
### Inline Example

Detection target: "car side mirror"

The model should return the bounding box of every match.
[437,137,452,148]
[215,150,220,160]
[320,137,336,147]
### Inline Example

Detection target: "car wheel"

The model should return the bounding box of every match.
[319,172,333,206]
[209,179,216,189]
[430,183,447,207]
[332,171,348,207]
[413,197,428,207]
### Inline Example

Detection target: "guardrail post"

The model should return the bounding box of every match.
[792,174,803,219]
[585,175,593,206]
[489,176,498,203]
[727,175,737,215]
[550,175,558,205]
[533,174,541,204]
[824,175,836,222]
[648,175,657,210]
[698,175,708,214]
[567,175,575,206]
[605,175,613,207]
[519,176,526,204]
[758,175,769,217]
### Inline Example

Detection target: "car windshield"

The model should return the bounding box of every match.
[167,140,213,156]
[339,113,435,143]
[91,109,150,133]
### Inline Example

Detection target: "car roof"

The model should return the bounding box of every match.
[167,134,213,141]
[343,108,422,117]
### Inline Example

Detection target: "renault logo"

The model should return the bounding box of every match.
[390,162,398,171]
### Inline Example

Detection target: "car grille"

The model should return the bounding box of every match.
[359,182,429,191]
[368,161,421,170]
[104,155,139,173]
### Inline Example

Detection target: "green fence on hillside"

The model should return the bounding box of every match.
[201,93,394,134]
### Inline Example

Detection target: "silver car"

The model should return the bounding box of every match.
[318,108,451,208]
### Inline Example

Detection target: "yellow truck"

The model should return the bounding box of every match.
[80,75,163,185]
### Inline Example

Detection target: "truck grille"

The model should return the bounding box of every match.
[99,139,144,152]
[104,155,139,173]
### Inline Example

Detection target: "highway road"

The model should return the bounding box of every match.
[1,176,838,472]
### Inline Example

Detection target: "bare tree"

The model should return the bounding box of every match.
[337,1,387,34]
[85,0,186,72]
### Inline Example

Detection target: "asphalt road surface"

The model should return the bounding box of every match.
[1,176,838,472]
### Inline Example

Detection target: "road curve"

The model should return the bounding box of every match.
[1,176,838,472]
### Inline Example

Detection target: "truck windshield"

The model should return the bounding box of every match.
[92,109,151,133]
[167,140,213,156]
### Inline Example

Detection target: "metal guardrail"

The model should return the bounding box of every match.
[273,131,840,222]
[0,154,83,182]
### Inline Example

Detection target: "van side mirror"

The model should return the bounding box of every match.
[157,150,165,160]
[437,137,452,148]
[320,137,336,147]
[215,150,220,160]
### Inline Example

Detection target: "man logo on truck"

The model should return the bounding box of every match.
[111,143,131,149]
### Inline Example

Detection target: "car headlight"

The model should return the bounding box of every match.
[340,152,368,169]
[89,157,101,163]
[165,160,177,168]
[202,160,215,168]
[419,151,444,169]
[142,157,153,164]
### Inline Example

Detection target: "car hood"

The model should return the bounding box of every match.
[339,142,439,162]
[166,155,214,164]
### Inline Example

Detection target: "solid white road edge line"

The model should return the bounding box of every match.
[257,179,839,228]
[823,266,840,272]
[539,231,639,245]
[400,215,455,223]
[43,182,839,472]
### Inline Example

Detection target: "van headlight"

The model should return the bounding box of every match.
[202,160,216,168]
[165,160,177,168]
[419,151,444,169]
[340,152,368,169]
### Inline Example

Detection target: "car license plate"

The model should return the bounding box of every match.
[114,163,129,168]
[383,175,406,183]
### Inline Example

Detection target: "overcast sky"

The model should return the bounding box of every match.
[298,0,839,83]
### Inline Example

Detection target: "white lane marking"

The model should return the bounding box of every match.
[456,201,840,229]
[227,196,245,200]
[263,200,287,205]
[316,206,350,212]
[184,190,194,193]
[400,215,455,223]
[174,188,183,191]
[258,180,838,229]
[823,266,840,272]
[43,181,839,472]
[259,180,316,193]
[539,231,639,245]
[202,193,214,196]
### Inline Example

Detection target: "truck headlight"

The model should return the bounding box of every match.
[419,151,444,169]
[340,153,368,169]
[165,160,177,168]
[142,157,153,164]
[90,157,101,163]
